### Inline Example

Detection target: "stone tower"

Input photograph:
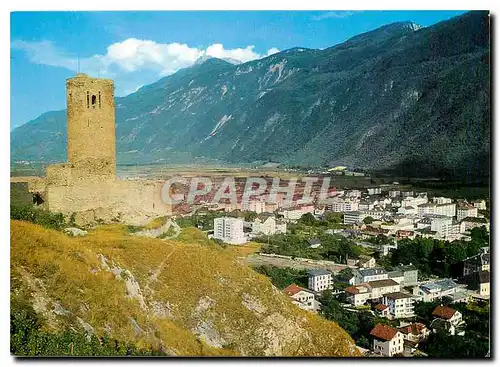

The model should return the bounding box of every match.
[66,73,116,178]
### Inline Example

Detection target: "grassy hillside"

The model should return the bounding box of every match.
[10,220,359,357]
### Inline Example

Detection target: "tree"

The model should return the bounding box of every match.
[299,212,317,226]
[337,268,354,281]
[363,216,374,225]
[244,211,258,222]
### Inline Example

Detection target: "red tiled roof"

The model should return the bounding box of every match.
[399,323,426,335]
[432,305,457,320]
[370,324,399,341]
[345,283,371,295]
[375,304,388,311]
[345,285,360,294]
[283,283,306,296]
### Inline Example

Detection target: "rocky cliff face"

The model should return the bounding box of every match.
[11,11,490,178]
[11,221,360,356]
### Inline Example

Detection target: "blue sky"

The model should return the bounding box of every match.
[11,10,466,130]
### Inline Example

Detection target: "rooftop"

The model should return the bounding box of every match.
[399,323,427,336]
[432,305,457,320]
[368,279,400,288]
[375,303,388,311]
[370,324,399,341]
[283,283,309,296]
[421,279,458,292]
[308,269,331,277]
[384,292,413,300]
[358,267,387,277]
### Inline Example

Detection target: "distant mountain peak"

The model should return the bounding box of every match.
[194,55,242,66]
[385,21,423,32]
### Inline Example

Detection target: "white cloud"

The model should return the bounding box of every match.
[266,47,280,56]
[12,38,279,77]
[311,11,356,21]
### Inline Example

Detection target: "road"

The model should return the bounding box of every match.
[243,253,353,273]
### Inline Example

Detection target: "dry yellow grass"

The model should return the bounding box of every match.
[11,220,359,357]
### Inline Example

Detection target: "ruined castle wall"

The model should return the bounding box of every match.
[45,179,171,224]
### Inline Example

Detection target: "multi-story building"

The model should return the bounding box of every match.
[354,268,388,285]
[402,196,428,209]
[383,292,416,319]
[460,217,490,233]
[463,250,490,276]
[432,197,453,205]
[418,203,456,217]
[396,264,419,286]
[346,279,401,306]
[329,198,359,213]
[429,215,460,239]
[345,283,372,306]
[252,215,286,236]
[387,270,405,285]
[241,199,265,213]
[279,205,315,221]
[367,187,382,195]
[435,203,457,217]
[370,324,404,357]
[343,211,366,225]
[457,204,478,222]
[414,279,460,302]
[389,190,401,198]
[479,271,490,297]
[472,199,487,210]
[369,279,401,300]
[308,269,333,292]
[213,217,247,244]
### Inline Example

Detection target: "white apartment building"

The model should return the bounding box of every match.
[346,279,401,306]
[354,268,388,285]
[418,203,456,217]
[252,216,286,236]
[472,200,487,210]
[402,196,428,208]
[329,198,359,213]
[367,187,382,195]
[308,269,333,292]
[414,279,460,302]
[280,205,315,221]
[241,199,265,214]
[435,203,456,217]
[457,205,478,222]
[432,197,453,204]
[429,217,461,240]
[213,217,247,244]
[343,211,366,225]
[383,292,416,319]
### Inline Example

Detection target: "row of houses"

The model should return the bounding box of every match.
[368,305,465,357]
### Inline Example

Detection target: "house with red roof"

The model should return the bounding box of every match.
[432,305,463,327]
[283,283,318,312]
[370,324,404,357]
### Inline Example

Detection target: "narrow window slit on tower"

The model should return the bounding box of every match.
[86,92,89,108]
[99,92,101,108]
[91,95,96,108]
